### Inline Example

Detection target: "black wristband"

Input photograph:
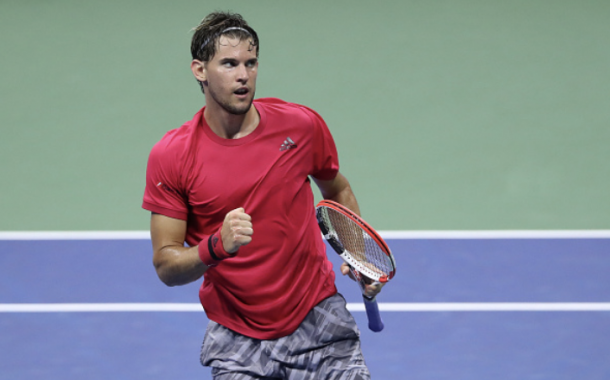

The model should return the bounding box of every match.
[208,234,221,261]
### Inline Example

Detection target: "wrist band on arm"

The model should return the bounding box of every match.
[198,229,234,267]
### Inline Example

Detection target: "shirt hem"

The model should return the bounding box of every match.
[203,287,338,340]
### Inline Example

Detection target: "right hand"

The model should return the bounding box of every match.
[221,207,253,254]
[340,263,384,299]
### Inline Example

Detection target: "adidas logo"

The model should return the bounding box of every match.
[280,137,297,151]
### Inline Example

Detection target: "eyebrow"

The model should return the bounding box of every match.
[219,57,238,63]
[218,57,258,64]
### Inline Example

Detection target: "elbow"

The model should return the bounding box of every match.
[158,272,179,287]
[153,260,179,287]
[151,246,204,287]
[153,259,199,287]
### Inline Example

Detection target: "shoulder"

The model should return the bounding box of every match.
[149,109,203,161]
[254,98,325,125]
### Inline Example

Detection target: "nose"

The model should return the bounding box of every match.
[236,64,249,83]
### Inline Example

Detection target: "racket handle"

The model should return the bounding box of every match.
[363,295,384,332]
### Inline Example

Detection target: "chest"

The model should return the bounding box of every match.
[185,127,313,217]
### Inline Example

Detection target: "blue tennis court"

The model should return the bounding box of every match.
[1,233,610,379]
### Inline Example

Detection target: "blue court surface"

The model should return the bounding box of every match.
[1,232,610,380]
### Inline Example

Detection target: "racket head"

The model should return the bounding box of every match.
[316,200,396,282]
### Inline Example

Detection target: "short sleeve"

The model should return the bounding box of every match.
[303,107,339,180]
[142,137,189,220]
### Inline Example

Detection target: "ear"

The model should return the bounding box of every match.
[191,59,207,82]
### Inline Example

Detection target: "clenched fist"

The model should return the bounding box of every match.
[221,207,253,254]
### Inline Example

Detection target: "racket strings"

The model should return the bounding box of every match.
[321,208,393,276]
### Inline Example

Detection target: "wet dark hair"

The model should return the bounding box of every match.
[191,11,259,62]
[190,12,259,93]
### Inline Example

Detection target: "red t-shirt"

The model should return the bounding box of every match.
[142,98,340,339]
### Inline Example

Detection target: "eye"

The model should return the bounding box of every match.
[221,60,237,68]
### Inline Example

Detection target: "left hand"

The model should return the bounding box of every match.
[340,262,385,299]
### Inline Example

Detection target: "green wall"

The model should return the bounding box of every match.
[1,0,608,231]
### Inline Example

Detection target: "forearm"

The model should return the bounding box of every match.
[154,244,208,287]
[150,213,209,287]
[326,182,360,216]
[150,209,253,287]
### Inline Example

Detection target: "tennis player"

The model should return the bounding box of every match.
[142,11,382,380]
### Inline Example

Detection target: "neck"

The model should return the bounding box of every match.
[204,102,259,139]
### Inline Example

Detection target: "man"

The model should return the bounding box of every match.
[142,11,382,380]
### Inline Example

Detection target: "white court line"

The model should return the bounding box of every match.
[376,303,610,312]
[380,230,610,239]
[1,230,610,240]
[0,303,203,312]
[1,303,610,313]
[0,231,151,240]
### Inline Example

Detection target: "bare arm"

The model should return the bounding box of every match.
[313,172,384,298]
[312,172,360,216]
[151,208,254,287]
[151,213,207,287]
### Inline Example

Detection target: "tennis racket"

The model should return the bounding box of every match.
[316,200,396,332]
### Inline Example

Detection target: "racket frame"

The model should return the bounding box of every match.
[315,199,396,332]
[316,199,396,283]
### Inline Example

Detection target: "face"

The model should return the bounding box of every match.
[194,36,258,115]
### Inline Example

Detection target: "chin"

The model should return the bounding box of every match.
[226,99,254,115]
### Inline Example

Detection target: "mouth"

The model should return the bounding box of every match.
[234,87,249,97]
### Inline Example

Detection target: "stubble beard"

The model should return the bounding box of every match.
[207,84,255,116]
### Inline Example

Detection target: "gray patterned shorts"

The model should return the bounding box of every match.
[200,293,371,380]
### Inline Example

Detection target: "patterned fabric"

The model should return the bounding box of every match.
[200,294,371,380]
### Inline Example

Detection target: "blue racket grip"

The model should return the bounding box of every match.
[363,295,384,332]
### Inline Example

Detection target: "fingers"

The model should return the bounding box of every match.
[221,207,253,254]
[340,262,385,299]
[340,262,356,281]
[363,281,384,299]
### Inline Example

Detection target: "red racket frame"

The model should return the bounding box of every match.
[316,199,396,282]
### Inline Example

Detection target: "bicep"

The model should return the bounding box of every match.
[150,213,187,260]
[312,172,350,199]
[313,172,361,216]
